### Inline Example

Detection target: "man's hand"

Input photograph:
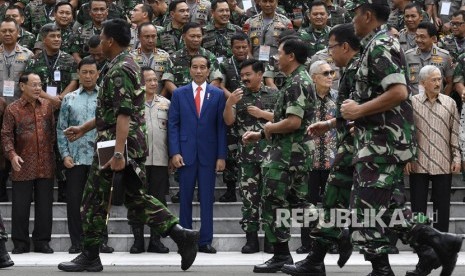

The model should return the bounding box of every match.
[63,156,75,169]
[404,162,412,175]
[216,159,225,172]
[64,126,85,142]
[242,131,261,144]
[11,155,23,172]
[452,162,461,173]
[227,88,243,106]
[102,156,126,171]
[50,95,62,109]
[247,106,263,119]
[263,122,273,139]
[341,99,361,120]
[171,154,185,168]
[307,121,330,137]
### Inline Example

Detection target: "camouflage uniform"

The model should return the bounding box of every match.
[152,10,171,28]
[130,47,172,94]
[202,22,242,62]
[453,52,465,85]
[387,8,430,31]
[405,45,453,95]
[81,51,179,248]
[234,85,278,232]
[161,47,222,87]
[243,12,293,64]
[75,2,125,29]
[438,34,465,64]
[24,2,55,35]
[157,22,184,55]
[326,4,352,27]
[350,24,418,253]
[56,25,75,55]
[220,56,242,92]
[437,0,465,24]
[278,0,311,29]
[261,65,315,244]
[398,29,417,53]
[18,28,36,51]
[298,25,331,59]
[186,0,211,27]
[71,22,103,59]
[0,2,7,23]
[0,44,34,105]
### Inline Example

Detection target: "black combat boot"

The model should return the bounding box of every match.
[264,233,274,253]
[254,242,293,273]
[296,227,311,254]
[336,228,353,268]
[129,225,145,254]
[147,229,169,253]
[0,240,14,268]
[100,234,114,253]
[405,245,440,276]
[219,181,236,202]
[282,240,328,276]
[169,224,199,271]
[411,225,463,276]
[58,245,103,272]
[241,231,259,253]
[365,253,394,276]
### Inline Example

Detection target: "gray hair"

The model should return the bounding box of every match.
[310,60,330,76]
[418,65,441,82]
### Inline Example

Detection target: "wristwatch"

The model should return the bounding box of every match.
[113,152,124,159]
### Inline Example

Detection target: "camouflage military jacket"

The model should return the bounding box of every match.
[76,2,125,26]
[263,63,287,89]
[230,10,247,26]
[235,85,278,162]
[243,12,293,63]
[387,8,429,31]
[24,50,78,94]
[353,24,416,164]
[162,47,221,87]
[202,22,242,61]
[405,45,453,94]
[298,25,331,59]
[95,51,148,159]
[398,28,417,53]
[187,0,211,27]
[71,22,103,57]
[220,56,242,92]
[152,10,171,28]
[0,44,34,105]
[262,65,315,172]
[278,0,311,21]
[18,28,35,51]
[0,2,7,23]
[130,47,172,94]
[59,25,75,55]
[157,22,184,55]
[24,2,55,35]
[438,34,465,63]
[453,52,465,84]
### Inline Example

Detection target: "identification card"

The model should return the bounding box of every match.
[217,57,224,64]
[440,2,451,15]
[54,70,61,81]
[46,86,57,96]
[3,80,14,97]
[258,45,271,61]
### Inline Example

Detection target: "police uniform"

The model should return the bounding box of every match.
[130,47,172,94]
[157,22,184,55]
[187,0,211,27]
[0,44,33,105]
[298,25,331,59]
[398,28,417,53]
[202,22,242,61]
[24,2,55,35]
[243,12,293,64]
[405,45,453,95]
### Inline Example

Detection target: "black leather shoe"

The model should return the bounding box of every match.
[169,224,199,271]
[58,252,103,272]
[171,192,180,203]
[12,246,29,254]
[296,245,310,254]
[199,244,217,254]
[68,244,81,254]
[219,190,236,202]
[147,235,169,253]
[0,241,14,268]
[281,256,326,276]
[34,243,54,254]
[100,243,114,253]
[253,254,293,273]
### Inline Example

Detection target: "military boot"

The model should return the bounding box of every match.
[336,228,353,268]
[281,240,328,276]
[219,181,236,202]
[100,234,114,253]
[0,240,14,268]
[365,253,394,276]
[147,229,169,253]
[411,225,463,276]
[169,224,199,271]
[130,225,145,254]
[241,231,259,254]
[405,245,440,276]
[58,245,103,272]
[264,233,274,254]
[296,227,311,254]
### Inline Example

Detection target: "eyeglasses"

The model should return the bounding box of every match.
[327,43,343,51]
[450,22,465,27]
[317,70,336,77]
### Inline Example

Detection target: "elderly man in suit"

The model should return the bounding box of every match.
[168,55,227,254]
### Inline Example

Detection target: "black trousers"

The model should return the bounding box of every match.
[308,169,330,205]
[146,165,169,207]
[11,178,53,248]
[65,165,89,246]
[409,173,452,232]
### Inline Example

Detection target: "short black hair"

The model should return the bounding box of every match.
[308,0,328,14]
[139,3,154,21]
[359,3,390,23]
[403,3,422,15]
[90,0,108,9]
[19,72,39,85]
[5,5,24,17]
[182,21,202,34]
[102,19,131,47]
[452,9,465,20]
[417,21,438,39]
[328,23,360,51]
[54,1,74,15]
[0,17,20,31]
[138,22,156,37]
[211,0,228,11]
[40,23,61,39]
[141,66,156,75]
[189,55,211,69]
[87,35,101,48]
[280,39,308,64]
[78,56,97,70]
[231,32,250,46]
[240,59,265,73]
[169,0,187,13]
[278,29,298,43]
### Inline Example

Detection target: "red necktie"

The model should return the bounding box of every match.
[195,86,201,116]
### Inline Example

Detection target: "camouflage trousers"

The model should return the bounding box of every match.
[261,167,313,243]
[223,149,239,186]
[81,157,179,248]
[239,162,263,232]
[350,162,429,254]
[0,211,6,241]
[311,166,353,246]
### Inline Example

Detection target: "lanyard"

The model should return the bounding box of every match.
[3,51,15,79]
[231,57,240,79]
[43,50,61,81]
